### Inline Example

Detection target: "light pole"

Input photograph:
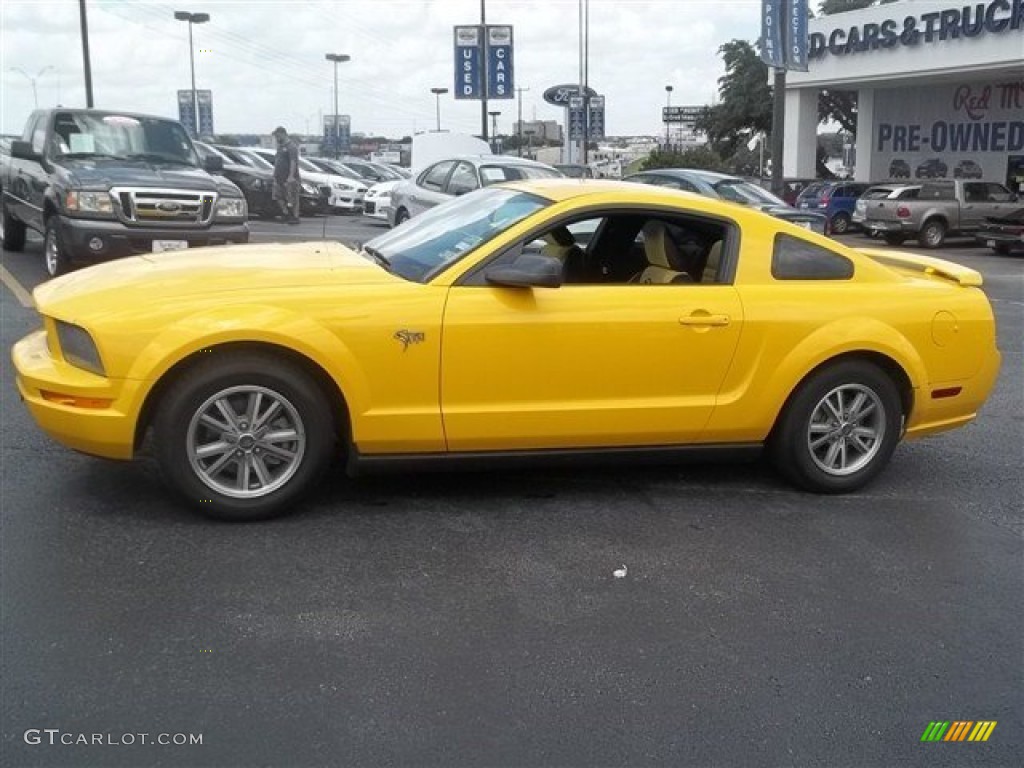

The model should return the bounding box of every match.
[488,110,500,152]
[325,53,351,159]
[664,85,673,151]
[174,11,210,136]
[430,87,448,132]
[10,66,54,109]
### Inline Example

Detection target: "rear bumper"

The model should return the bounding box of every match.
[975,231,1024,247]
[58,216,249,263]
[864,219,915,233]
[904,347,1001,440]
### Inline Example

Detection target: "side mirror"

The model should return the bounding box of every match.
[203,154,224,172]
[485,254,563,289]
[11,140,41,161]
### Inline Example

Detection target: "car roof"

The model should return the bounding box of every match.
[641,168,742,184]
[429,154,556,167]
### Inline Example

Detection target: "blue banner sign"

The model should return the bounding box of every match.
[177,89,213,137]
[760,0,785,68]
[323,115,351,153]
[486,25,514,99]
[453,25,483,100]
[568,95,585,141]
[785,0,809,71]
[588,95,605,140]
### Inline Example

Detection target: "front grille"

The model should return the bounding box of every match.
[364,201,376,214]
[318,185,331,198]
[110,187,218,227]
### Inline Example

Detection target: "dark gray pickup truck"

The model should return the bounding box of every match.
[1,108,249,277]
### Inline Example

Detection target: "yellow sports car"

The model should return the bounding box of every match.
[12,180,1000,521]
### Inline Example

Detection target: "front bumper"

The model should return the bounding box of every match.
[59,216,249,263]
[362,198,391,220]
[13,329,143,460]
[329,192,365,211]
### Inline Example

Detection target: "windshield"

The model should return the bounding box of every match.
[713,179,788,207]
[50,112,198,165]
[479,163,563,186]
[362,188,550,283]
[242,150,274,170]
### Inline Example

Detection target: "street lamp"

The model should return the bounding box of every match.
[664,84,673,151]
[173,11,210,136]
[488,110,501,152]
[10,66,54,109]
[430,87,448,132]
[325,53,351,158]
[524,128,536,159]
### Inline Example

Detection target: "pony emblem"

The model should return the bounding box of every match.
[394,329,425,351]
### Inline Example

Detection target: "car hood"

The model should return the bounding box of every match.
[34,240,396,318]
[58,158,226,192]
[367,180,401,195]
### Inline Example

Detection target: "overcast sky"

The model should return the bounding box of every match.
[1,0,761,139]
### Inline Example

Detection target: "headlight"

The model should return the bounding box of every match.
[55,320,105,375]
[64,190,114,215]
[302,182,319,195]
[331,181,355,191]
[214,197,247,220]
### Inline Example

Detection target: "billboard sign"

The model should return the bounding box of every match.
[662,105,704,127]
[486,25,514,99]
[453,26,483,99]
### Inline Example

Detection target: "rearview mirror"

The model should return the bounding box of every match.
[203,154,224,172]
[485,254,563,289]
[11,140,41,162]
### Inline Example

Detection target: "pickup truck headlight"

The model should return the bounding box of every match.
[55,320,105,376]
[214,196,247,221]
[64,190,114,215]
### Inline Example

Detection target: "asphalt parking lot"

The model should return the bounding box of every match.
[1,218,1021,767]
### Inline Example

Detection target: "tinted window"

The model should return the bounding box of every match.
[985,183,1013,202]
[862,187,895,200]
[446,162,479,195]
[920,183,954,200]
[772,234,853,280]
[964,182,987,202]
[419,160,455,192]
[894,187,920,199]
[478,163,562,185]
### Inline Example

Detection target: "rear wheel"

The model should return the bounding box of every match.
[153,351,337,521]
[830,211,851,235]
[43,217,72,277]
[918,219,946,249]
[882,233,905,246]
[1,193,27,252]
[769,360,902,494]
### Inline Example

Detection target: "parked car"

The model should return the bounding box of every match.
[246,148,347,214]
[388,154,563,226]
[194,141,276,219]
[554,163,595,178]
[625,168,828,234]
[361,179,401,223]
[795,181,872,234]
[975,207,1024,255]
[915,158,948,179]
[954,160,984,179]
[863,179,1018,247]
[853,184,922,235]
[12,179,1000,520]
[1,108,248,277]
[778,178,819,206]
[231,147,332,216]
[888,159,911,179]
[338,157,408,183]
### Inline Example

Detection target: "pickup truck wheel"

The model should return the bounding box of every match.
[44,218,72,277]
[882,233,905,246]
[153,351,335,522]
[918,219,946,249]
[830,211,851,234]
[769,360,902,494]
[1,194,27,252]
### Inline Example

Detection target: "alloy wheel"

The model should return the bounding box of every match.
[806,383,885,476]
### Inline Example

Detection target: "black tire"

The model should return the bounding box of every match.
[882,233,905,246]
[393,207,409,226]
[918,218,946,249]
[1,193,27,252]
[769,360,902,494]
[43,217,72,277]
[830,211,852,235]
[153,351,337,521]
[993,243,1012,256]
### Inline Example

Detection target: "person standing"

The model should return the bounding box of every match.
[271,126,301,224]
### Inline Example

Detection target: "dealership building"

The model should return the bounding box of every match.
[783,0,1024,190]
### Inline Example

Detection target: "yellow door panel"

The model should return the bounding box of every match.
[440,284,744,451]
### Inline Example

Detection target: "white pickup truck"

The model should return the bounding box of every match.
[863,179,1018,248]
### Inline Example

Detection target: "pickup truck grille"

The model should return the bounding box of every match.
[110,187,217,226]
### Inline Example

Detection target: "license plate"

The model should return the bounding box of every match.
[986,239,996,248]
[153,240,188,253]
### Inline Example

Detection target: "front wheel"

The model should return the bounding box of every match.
[769,361,902,493]
[153,352,337,521]
[44,218,72,277]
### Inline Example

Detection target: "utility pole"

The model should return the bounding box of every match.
[480,0,489,141]
[79,0,94,107]
[10,67,54,109]
[325,53,351,158]
[174,11,211,136]
[771,68,785,195]
[516,86,529,157]
[664,85,673,151]
[488,110,500,152]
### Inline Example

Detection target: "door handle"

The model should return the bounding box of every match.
[679,313,730,327]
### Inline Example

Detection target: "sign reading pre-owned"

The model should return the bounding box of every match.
[454,25,514,100]
[873,80,1024,181]
[810,0,1024,59]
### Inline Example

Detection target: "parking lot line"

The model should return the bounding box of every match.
[0,263,34,308]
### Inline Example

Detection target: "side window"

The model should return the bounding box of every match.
[446,162,479,196]
[985,183,1012,202]
[963,182,986,203]
[772,234,854,280]
[418,161,455,192]
[30,116,47,154]
[896,187,920,199]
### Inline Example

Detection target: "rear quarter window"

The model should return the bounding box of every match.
[771,234,854,280]
[920,183,954,200]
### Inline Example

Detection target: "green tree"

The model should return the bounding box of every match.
[640,146,728,173]
[694,40,773,160]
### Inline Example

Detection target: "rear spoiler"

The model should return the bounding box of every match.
[857,249,983,287]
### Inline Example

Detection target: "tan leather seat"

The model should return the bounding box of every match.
[702,240,722,283]
[632,221,691,284]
